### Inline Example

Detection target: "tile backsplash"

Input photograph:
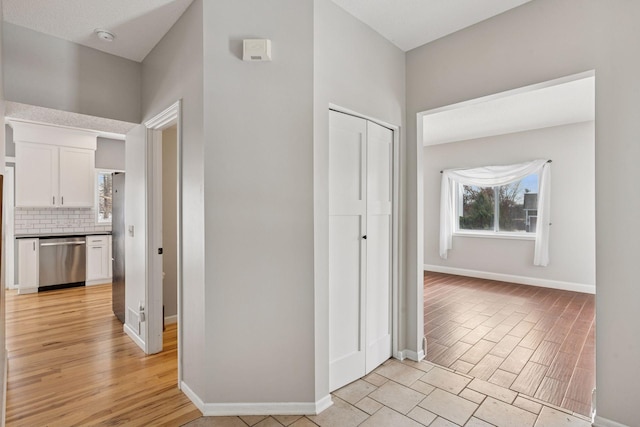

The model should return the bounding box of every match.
[15,208,112,235]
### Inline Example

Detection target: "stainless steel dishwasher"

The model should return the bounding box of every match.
[39,236,86,289]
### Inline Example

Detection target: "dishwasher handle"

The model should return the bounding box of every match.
[40,241,86,247]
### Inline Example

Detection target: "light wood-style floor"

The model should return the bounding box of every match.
[424,272,595,417]
[5,284,202,426]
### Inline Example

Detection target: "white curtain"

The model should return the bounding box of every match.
[439,159,551,266]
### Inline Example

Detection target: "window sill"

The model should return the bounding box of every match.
[453,231,536,241]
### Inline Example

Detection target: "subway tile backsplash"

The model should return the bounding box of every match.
[15,208,111,235]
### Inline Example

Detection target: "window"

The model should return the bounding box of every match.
[457,174,539,234]
[96,171,114,223]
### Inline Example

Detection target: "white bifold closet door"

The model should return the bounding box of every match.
[329,110,393,392]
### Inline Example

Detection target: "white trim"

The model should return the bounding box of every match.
[202,401,329,417]
[143,100,183,386]
[4,166,16,289]
[314,395,333,414]
[5,118,125,141]
[592,415,630,427]
[180,381,205,413]
[396,349,425,362]
[179,384,333,417]
[17,287,37,295]
[144,101,181,129]
[86,279,111,286]
[164,315,177,325]
[5,157,15,163]
[424,264,595,294]
[453,231,536,241]
[123,323,145,352]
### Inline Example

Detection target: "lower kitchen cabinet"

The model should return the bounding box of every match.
[18,238,39,294]
[86,235,112,285]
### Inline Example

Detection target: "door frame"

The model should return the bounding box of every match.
[328,105,402,362]
[143,100,183,385]
[4,165,15,289]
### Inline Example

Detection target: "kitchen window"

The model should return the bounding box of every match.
[96,170,114,224]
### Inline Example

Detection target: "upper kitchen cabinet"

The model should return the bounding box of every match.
[11,121,97,208]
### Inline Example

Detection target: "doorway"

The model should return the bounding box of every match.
[417,71,596,417]
[143,100,184,384]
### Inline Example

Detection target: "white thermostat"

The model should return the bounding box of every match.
[243,39,272,61]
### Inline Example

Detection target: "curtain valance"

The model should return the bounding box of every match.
[439,159,551,266]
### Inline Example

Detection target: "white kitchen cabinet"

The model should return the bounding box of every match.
[11,121,97,208]
[15,143,95,208]
[86,235,112,285]
[18,238,39,294]
[15,142,58,207]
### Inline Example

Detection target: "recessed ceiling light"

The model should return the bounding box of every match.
[94,29,116,42]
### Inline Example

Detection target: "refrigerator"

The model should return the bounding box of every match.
[112,172,125,323]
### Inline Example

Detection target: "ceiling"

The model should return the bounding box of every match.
[2,0,194,62]
[2,0,534,63]
[422,75,595,146]
[331,0,532,51]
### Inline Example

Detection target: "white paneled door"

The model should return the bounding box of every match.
[329,111,393,392]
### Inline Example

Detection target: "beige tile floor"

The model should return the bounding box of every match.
[183,359,592,427]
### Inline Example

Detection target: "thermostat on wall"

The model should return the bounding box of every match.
[243,39,272,61]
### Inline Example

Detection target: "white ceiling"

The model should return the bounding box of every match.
[2,0,194,62]
[331,0,532,51]
[422,76,595,146]
[2,0,532,62]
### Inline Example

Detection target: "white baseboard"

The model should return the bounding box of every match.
[17,287,37,295]
[180,381,205,414]
[123,324,145,352]
[424,264,595,294]
[86,279,111,286]
[180,381,332,416]
[164,315,177,325]
[396,349,425,362]
[592,415,630,427]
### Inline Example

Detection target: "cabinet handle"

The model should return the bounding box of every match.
[53,196,55,205]
[33,241,35,250]
[61,196,64,205]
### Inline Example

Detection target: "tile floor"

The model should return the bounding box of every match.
[424,272,595,416]
[183,358,592,427]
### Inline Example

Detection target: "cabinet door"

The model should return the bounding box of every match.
[59,147,95,207]
[86,236,110,282]
[18,239,39,294]
[15,143,57,207]
[87,244,107,281]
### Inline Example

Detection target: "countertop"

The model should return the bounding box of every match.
[15,231,112,239]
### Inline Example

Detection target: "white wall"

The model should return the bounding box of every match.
[406,1,640,424]
[202,0,315,405]
[313,0,406,400]
[141,0,205,397]
[3,23,141,123]
[423,122,595,290]
[162,126,177,319]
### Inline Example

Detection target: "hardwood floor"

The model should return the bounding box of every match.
[5,285,201,426]
[424,272,595,417]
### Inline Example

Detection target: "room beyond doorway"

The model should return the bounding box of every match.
[423,272,595,417]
